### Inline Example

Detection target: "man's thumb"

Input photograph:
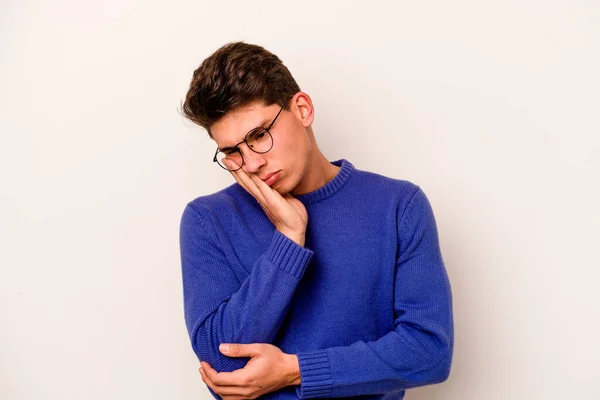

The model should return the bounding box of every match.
[219,343,261,357]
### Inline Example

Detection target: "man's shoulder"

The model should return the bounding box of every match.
[182,183,250,218]
[349,165,432,224]
[350,163,421,199]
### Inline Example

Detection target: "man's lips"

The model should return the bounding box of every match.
[260,171,279,182]
[260,171,281,186]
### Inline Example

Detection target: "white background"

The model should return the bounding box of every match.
[1,1,599,399]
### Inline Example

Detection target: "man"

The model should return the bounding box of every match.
[179,41,454,400]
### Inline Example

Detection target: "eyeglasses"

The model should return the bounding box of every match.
[213,96,293,171]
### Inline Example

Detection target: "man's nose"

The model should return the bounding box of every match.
[240,143,266,174]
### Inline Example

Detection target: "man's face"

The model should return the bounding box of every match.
[210,97,312,195]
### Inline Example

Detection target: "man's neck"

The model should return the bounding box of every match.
[290,152,341,197]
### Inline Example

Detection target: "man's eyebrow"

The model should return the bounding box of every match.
[218,119,271,151]
[254,118,271,128]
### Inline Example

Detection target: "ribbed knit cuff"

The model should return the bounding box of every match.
[295,350,333,399]
[264,230,314,279]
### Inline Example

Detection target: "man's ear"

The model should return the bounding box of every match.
[291,92,314,127]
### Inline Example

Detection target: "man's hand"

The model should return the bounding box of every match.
[222,159,307,246]
[199,343,301,400]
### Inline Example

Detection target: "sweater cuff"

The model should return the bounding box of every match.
[264,230,314,279]
[295,350,333,398]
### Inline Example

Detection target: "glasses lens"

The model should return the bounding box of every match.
[246,129,272,153]
[216,150,242,170]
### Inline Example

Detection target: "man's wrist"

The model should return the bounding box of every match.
[278,229,305,247]
[285,353,301,386]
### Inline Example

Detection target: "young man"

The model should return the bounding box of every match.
[179,42,454,400]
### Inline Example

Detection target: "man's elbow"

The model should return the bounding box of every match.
[405,342,453,388]
[426,325,454,384]
[190,323,250,373]
[424,345,453,385]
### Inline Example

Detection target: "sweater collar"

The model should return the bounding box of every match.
[295,159,355,205]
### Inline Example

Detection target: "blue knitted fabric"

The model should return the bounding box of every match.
[179,159,454,399]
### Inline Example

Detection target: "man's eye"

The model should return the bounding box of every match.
[247,129,267,140]
[225,148,240,155]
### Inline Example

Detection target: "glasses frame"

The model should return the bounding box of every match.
[213,95,294,171]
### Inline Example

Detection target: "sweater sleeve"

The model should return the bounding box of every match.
[179,203,315,373]
[294,187,454,398]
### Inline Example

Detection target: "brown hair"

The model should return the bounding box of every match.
[180,41,301,139]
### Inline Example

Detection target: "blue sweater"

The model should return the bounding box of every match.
[179,159,454,399]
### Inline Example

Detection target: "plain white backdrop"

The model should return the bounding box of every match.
[1,1,599,399]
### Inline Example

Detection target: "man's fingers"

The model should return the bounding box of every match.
[247,174,295,220]
[223,162,256,198]
[238,173,268,205]
[222,159,282,209]
[224,161,268,206]
[222,159,252,194]
[202,364,249,387]
[248,173,282,205]
[222,161,301,229]
[199,365,218,391]
[235,172,268,206]
[200,368,240,395]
